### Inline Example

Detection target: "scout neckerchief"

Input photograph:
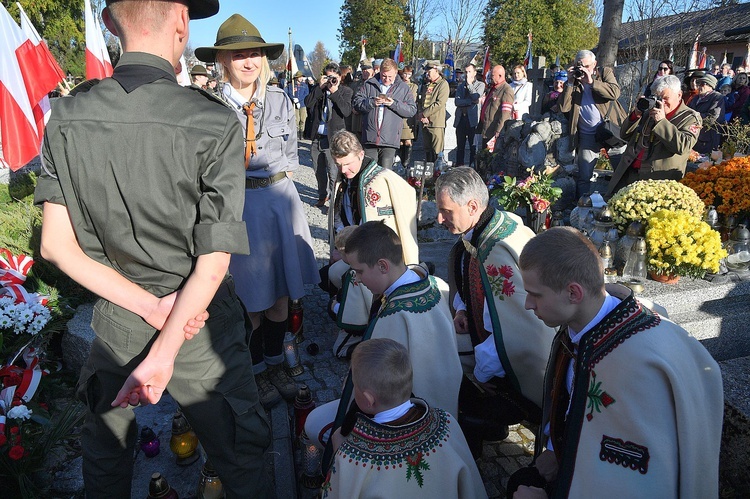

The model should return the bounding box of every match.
[242,102,257,167]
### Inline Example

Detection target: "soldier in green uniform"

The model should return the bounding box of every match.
[33,0,273,497]
[417,60,450,164]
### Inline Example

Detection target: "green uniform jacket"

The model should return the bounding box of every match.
[419,77,450,128]
[34,52,249,296]
[606,103,700,197]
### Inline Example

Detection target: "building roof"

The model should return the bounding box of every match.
[618,2,750,49]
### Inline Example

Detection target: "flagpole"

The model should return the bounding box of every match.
[288,27,294,97]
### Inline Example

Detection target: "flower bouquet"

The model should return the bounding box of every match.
[1,249,84,497]
[596,148,611,170]
[608,180,705,233]
[681,156,750,222]
[645,210,726,280]
[488,169,562,233]
[488,168,562,213]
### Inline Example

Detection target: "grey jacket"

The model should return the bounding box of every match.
[453,79,485,128]
[353,76,417,148]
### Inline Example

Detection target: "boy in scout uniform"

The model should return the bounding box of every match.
[417,60,450,163]
[33,1,273,497]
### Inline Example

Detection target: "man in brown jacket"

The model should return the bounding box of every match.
[417,60,450,163]
[559,50,624,199]
[606,75,701,197]
[480,65,515,150]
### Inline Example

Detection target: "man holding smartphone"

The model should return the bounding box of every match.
[353,58,417,169]
[305,62,353,207]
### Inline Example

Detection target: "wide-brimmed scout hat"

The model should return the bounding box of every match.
[293,71,305,78]
[423,60,442,71]
[190,64,209,76]
[195,14,284,62]
[105,0,218,20]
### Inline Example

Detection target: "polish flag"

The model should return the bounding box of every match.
[0,4,59,171]
[482,46,491,82]
[16,3,65,128]
[85,0,113,80]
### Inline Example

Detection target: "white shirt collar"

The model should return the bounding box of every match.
[383,268,420,298]
[568,292,621,345]
[372,400,415,424]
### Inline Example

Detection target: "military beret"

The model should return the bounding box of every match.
[105,0,218,20]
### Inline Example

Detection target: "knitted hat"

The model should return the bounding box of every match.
[697,74,718,89]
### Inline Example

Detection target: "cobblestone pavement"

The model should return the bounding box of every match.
[289,137,538,499]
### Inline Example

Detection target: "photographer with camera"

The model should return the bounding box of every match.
[305,62,353,208]
[559,50,625,199]
[606,75,701,197]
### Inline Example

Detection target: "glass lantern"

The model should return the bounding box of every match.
[588,205,620,250]
[283,331,304,376]
[724,224,750,272]
[621,237,648,292]
[569,194,593,230]
[299,431,323,489]
[196,460,224,499]
[170,411,200,465]
[616,220,645,273]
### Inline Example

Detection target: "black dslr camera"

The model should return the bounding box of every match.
[636,95,662,112]
[327,76,338,85]
[571,62,586,80]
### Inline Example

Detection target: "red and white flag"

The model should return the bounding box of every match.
[0,4,59,171]
[16,3,65,128]
[482,46,491,81]
[697,47,707,69]
[394,40,404,67]
[357,36,368,71]
[687,34,700,70]
[85,0,113,80]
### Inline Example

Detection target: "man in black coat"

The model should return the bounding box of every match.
[305,62,353,208]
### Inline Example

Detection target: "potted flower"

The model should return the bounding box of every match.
[488,168,562,233]
[608,179,705,233]
[645,210,726,282]
[681,156,750,222]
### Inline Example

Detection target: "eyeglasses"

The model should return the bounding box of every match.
[658,66,670,71]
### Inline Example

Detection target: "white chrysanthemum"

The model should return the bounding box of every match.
[0,314,12,328]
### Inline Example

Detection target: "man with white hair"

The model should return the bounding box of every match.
[607,75,701,196]
[435,167,556,457]
[559,50,625,199]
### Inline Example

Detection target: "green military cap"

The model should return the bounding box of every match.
[195,14,285,62]
[190,64,209,76]
[293,70,305,79]
[105,0,218,20]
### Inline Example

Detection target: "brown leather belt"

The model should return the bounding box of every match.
[245,172,286,189]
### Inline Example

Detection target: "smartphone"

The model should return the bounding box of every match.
[378,93,387,99]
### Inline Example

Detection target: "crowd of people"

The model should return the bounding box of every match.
[32,1,728,497]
